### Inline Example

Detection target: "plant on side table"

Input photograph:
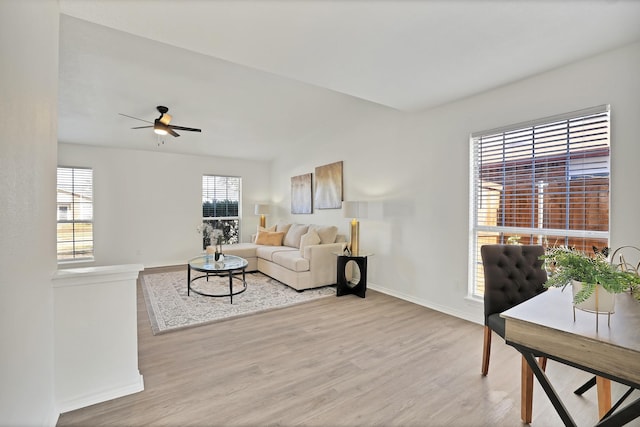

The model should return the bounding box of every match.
[541,246,640,329]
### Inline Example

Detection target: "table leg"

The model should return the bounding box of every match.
[516,346,640,427]
[520,349,577,427]
[597,377,612,419]
[187,265,191,296]
[596,396,640,426]
[228,271,233,304]
[521,357,547,422]
[522,356,534,423]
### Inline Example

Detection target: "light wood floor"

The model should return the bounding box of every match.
[57,274,639,426]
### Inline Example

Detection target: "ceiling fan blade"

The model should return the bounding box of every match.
[169,125,202,132]
[119,113,153,124]
[123,107,198,139]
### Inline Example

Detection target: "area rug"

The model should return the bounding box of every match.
[140,268,335,335]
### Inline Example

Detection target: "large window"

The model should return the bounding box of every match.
[57,167,94,261]
[201,175,241,247]
[470,105,610,297]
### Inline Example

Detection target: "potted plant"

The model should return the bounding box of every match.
[541,246,640,321]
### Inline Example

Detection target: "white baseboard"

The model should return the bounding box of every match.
[57,373,144,415]
[368,282,483,325]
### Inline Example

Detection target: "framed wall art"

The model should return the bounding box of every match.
[291,173,312,214]
[314,161,343,209]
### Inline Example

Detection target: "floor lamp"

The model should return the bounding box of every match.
[255,204,270,228]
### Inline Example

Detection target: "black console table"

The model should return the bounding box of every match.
[336,254,371,298]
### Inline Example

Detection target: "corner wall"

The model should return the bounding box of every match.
[269,41,640,324]
[0,1,59,425]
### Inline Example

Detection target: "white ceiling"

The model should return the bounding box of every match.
[58,0,640,160]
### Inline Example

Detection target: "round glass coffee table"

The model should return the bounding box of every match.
[187,254,248,303]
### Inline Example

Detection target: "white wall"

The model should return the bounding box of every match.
[58,144,271,268]
[58,42,640,328]
[270,41,640,324]
[1,4,634,424]
[0,1,59,425]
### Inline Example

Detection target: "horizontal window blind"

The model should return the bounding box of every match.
[202,175,241,246]
[57,167,94,261]
[202,175,240,217]
[470,105,610,296]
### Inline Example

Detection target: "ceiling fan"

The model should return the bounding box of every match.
[119,106,202,137]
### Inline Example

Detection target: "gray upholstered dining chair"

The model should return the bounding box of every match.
[481,244,549,423]
[480,244,548,376]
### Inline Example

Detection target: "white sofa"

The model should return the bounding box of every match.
[221,223,346,291]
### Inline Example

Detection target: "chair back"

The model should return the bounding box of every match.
[481,244,547,322]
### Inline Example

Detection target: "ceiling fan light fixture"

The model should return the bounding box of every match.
[154,121,169,135]
[121,106,200,139]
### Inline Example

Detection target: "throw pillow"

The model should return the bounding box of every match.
[309,225,339,244]
[283,224,309,248]
[299,229,321,257]
[257,224,276,233]
[276,222,292,234]
[255,231,285,246]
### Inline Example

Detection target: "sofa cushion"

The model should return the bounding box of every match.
[272,251,310,272]
[256,245,297,262]
[220,243,258,259]
[309,225,339,244]
[283,224,309,248]
[299,229,321,257]
[255,231,285,246]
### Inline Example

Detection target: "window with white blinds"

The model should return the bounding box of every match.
[57,167,94,261]
[201,175,241,247]
[469,105,610,296]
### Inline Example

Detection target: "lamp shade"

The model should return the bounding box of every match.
[342,201,368,219]
[153,125,168,135]
[254,204,270,216]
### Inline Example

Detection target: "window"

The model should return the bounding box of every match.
[57,167,93,261]
[470,105,610,297]
[201,175,241,247]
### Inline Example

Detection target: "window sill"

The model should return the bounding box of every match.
[465,294,483,305]
[58,258,95,266]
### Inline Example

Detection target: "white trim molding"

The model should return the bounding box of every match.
[53,264,144,415]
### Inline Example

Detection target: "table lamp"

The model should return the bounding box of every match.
[342,201,367,256]
[254,204,270,228]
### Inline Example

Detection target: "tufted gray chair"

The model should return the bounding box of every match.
[480,244,548,376]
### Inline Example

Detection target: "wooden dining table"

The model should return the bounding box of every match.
[501,288,640,426]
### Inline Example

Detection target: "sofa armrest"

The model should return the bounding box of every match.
[305,242,346,287]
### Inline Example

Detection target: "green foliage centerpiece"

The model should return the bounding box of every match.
[541,246,640,304]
